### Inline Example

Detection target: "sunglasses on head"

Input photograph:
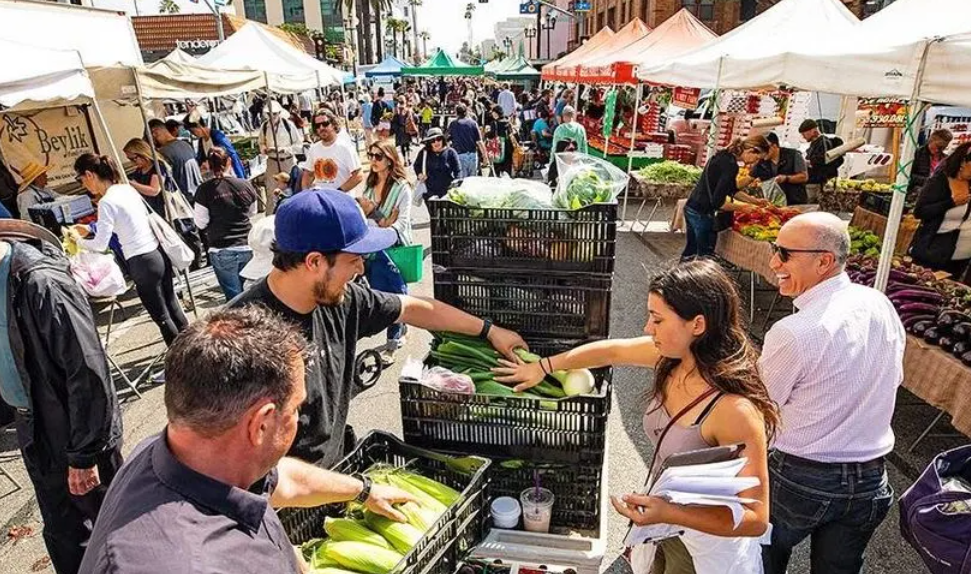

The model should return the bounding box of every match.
[770,242,830,263]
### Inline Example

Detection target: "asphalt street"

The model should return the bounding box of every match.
[0,203,963,573]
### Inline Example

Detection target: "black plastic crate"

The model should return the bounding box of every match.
[400,339,612,465]
[428,200,617,274]
[279,431,490,574]
[414,509,484,574]
[859,191,893,216]
[487,460,603,531]
[432,270,612,340]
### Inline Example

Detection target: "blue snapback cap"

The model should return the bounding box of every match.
[274,190,397,254]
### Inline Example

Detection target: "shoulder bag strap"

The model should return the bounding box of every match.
[647,386,720,477]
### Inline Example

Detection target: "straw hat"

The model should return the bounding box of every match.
[17,161,49,193]
[268,100,285,116]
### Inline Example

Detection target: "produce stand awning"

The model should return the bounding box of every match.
[134,59,266,100]
[541,27,615,82]
[636,0,861,90]
[0,38,94,111]
[578,9,716,85]
[560,20,650,84]
[495,56,542,80]
[197,23,344,92]
[365,55,409,78]
[401,49,484,77]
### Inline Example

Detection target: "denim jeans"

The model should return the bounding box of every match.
[210,249,253,302]
[457,152,479,179]
[762,451,894,574]
[681,205,717,260]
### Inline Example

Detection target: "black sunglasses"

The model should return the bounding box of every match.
[315,119,332,128]
[770,242,830,263]
[368,152,386,161]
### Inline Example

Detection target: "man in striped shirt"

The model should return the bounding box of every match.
[759,212,904,574]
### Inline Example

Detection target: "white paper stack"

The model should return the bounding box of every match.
[624,457,759,547]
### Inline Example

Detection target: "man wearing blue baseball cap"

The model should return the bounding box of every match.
[230,190,527,467]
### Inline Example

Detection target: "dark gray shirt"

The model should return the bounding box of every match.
[159,139,204,197]
[79,433,299,574]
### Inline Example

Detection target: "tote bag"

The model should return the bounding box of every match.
[142,197,194,271]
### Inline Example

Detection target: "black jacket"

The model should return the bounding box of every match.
[806,135,844,184]
[911,172,971,268]
[6,240,121,470]
[415,146,460,198]
[908,144,942,200]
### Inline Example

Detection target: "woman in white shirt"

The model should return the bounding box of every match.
[70,153,188,346]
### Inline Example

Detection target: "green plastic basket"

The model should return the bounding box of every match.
[387,244,424,284]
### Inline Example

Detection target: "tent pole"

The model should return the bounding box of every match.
[874,39,933,293]
[132,67,199,320]
[704,56,724,163]
[621,82,641,224]
[75,51,128,184]
[263,72,284,199]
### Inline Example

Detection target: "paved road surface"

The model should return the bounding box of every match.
[0,207,960,573]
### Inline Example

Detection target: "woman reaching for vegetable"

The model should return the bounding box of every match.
[493,259,779,574]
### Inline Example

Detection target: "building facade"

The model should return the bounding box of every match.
[494,0,572,64]
[574,0,869,42]
[238,0,344,42]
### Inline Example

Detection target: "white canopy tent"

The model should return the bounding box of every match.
[0,39,94,111]
[197,23,343,93]
[149,48,198,68]
[636,0,862,90]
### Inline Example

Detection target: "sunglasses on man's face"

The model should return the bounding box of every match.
[770,242,830,263]
[315,120,332,129]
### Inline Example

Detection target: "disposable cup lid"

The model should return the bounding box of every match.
[491,496,521,516]
[520,487,555,506]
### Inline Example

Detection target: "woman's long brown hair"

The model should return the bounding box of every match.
[648,259,779,440]
[365,140,408,202]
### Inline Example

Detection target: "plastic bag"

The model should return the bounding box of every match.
[553,152,629,210]
[421,366,475,395]
[70,251,127,298]
[760,179,787,207]
[447,176,553,210]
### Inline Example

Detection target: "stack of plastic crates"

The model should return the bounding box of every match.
[399,198,618,570]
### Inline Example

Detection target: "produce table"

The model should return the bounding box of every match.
[819,185,864,213]
[849,206,918,256]
[903,335,971,439]
[716,230,779,287]
[627,174,693,199]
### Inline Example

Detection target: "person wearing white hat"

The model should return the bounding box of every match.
[16,161,60,221]
[259,100,305,215]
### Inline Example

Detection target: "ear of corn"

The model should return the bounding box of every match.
[324,541,403,574]
[399,501,439,533]
[311,568,364,574]
[365,511,424,554]
[396,473,461,507]
[300,539,339,569]
[323,517,393,550]
[378,474,448,515]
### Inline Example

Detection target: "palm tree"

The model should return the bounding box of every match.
[159,0,179,13]
[408,0,422,63]
[418,30,430,60]
[385,17,410,59]
[464,2,475,53]
[346,0,394,63]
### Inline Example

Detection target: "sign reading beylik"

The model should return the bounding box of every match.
[0,106,95,188]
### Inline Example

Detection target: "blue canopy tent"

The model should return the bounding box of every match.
[365,56,409,78]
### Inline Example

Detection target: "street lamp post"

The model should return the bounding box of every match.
[525,25,537,60]
[502,36,512,57]
[542,12,557,61]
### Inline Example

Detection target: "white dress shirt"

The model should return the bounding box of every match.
[498,90,517,118]
[78,184,159,260]
[259,117,304,159]
[758,273,905,463]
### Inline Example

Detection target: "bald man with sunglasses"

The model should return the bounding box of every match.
[759,212,904,574]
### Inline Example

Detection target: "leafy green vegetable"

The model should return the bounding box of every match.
[637,161,703,186]
[555,169,615,209]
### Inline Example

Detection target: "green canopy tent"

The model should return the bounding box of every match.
[484,56,513,76]
[495,54,541,81]
[401,48,484,76]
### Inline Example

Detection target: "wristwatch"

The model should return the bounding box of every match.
[478,318,493,340]
[354,473,372,504]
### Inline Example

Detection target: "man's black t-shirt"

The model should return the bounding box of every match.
[229,280,401,466]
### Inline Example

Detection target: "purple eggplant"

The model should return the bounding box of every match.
[903,314,937,332]
[924,327,942,345]
[938,310,971,330]
[913,320,935,337]
[887,282,938,295]
[896,302,941,316]
[952,322,971,340]
[962,351,971,368]
[889,269,920,284]
[953,340,971,358]
[890,290,944,305]
[940,336,957,353]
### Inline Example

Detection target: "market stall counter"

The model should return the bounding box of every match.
[902,334,971,440]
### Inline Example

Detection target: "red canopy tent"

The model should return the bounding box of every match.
[560,19,651,83]
[541,27,615,82]
[579,9,717,85]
